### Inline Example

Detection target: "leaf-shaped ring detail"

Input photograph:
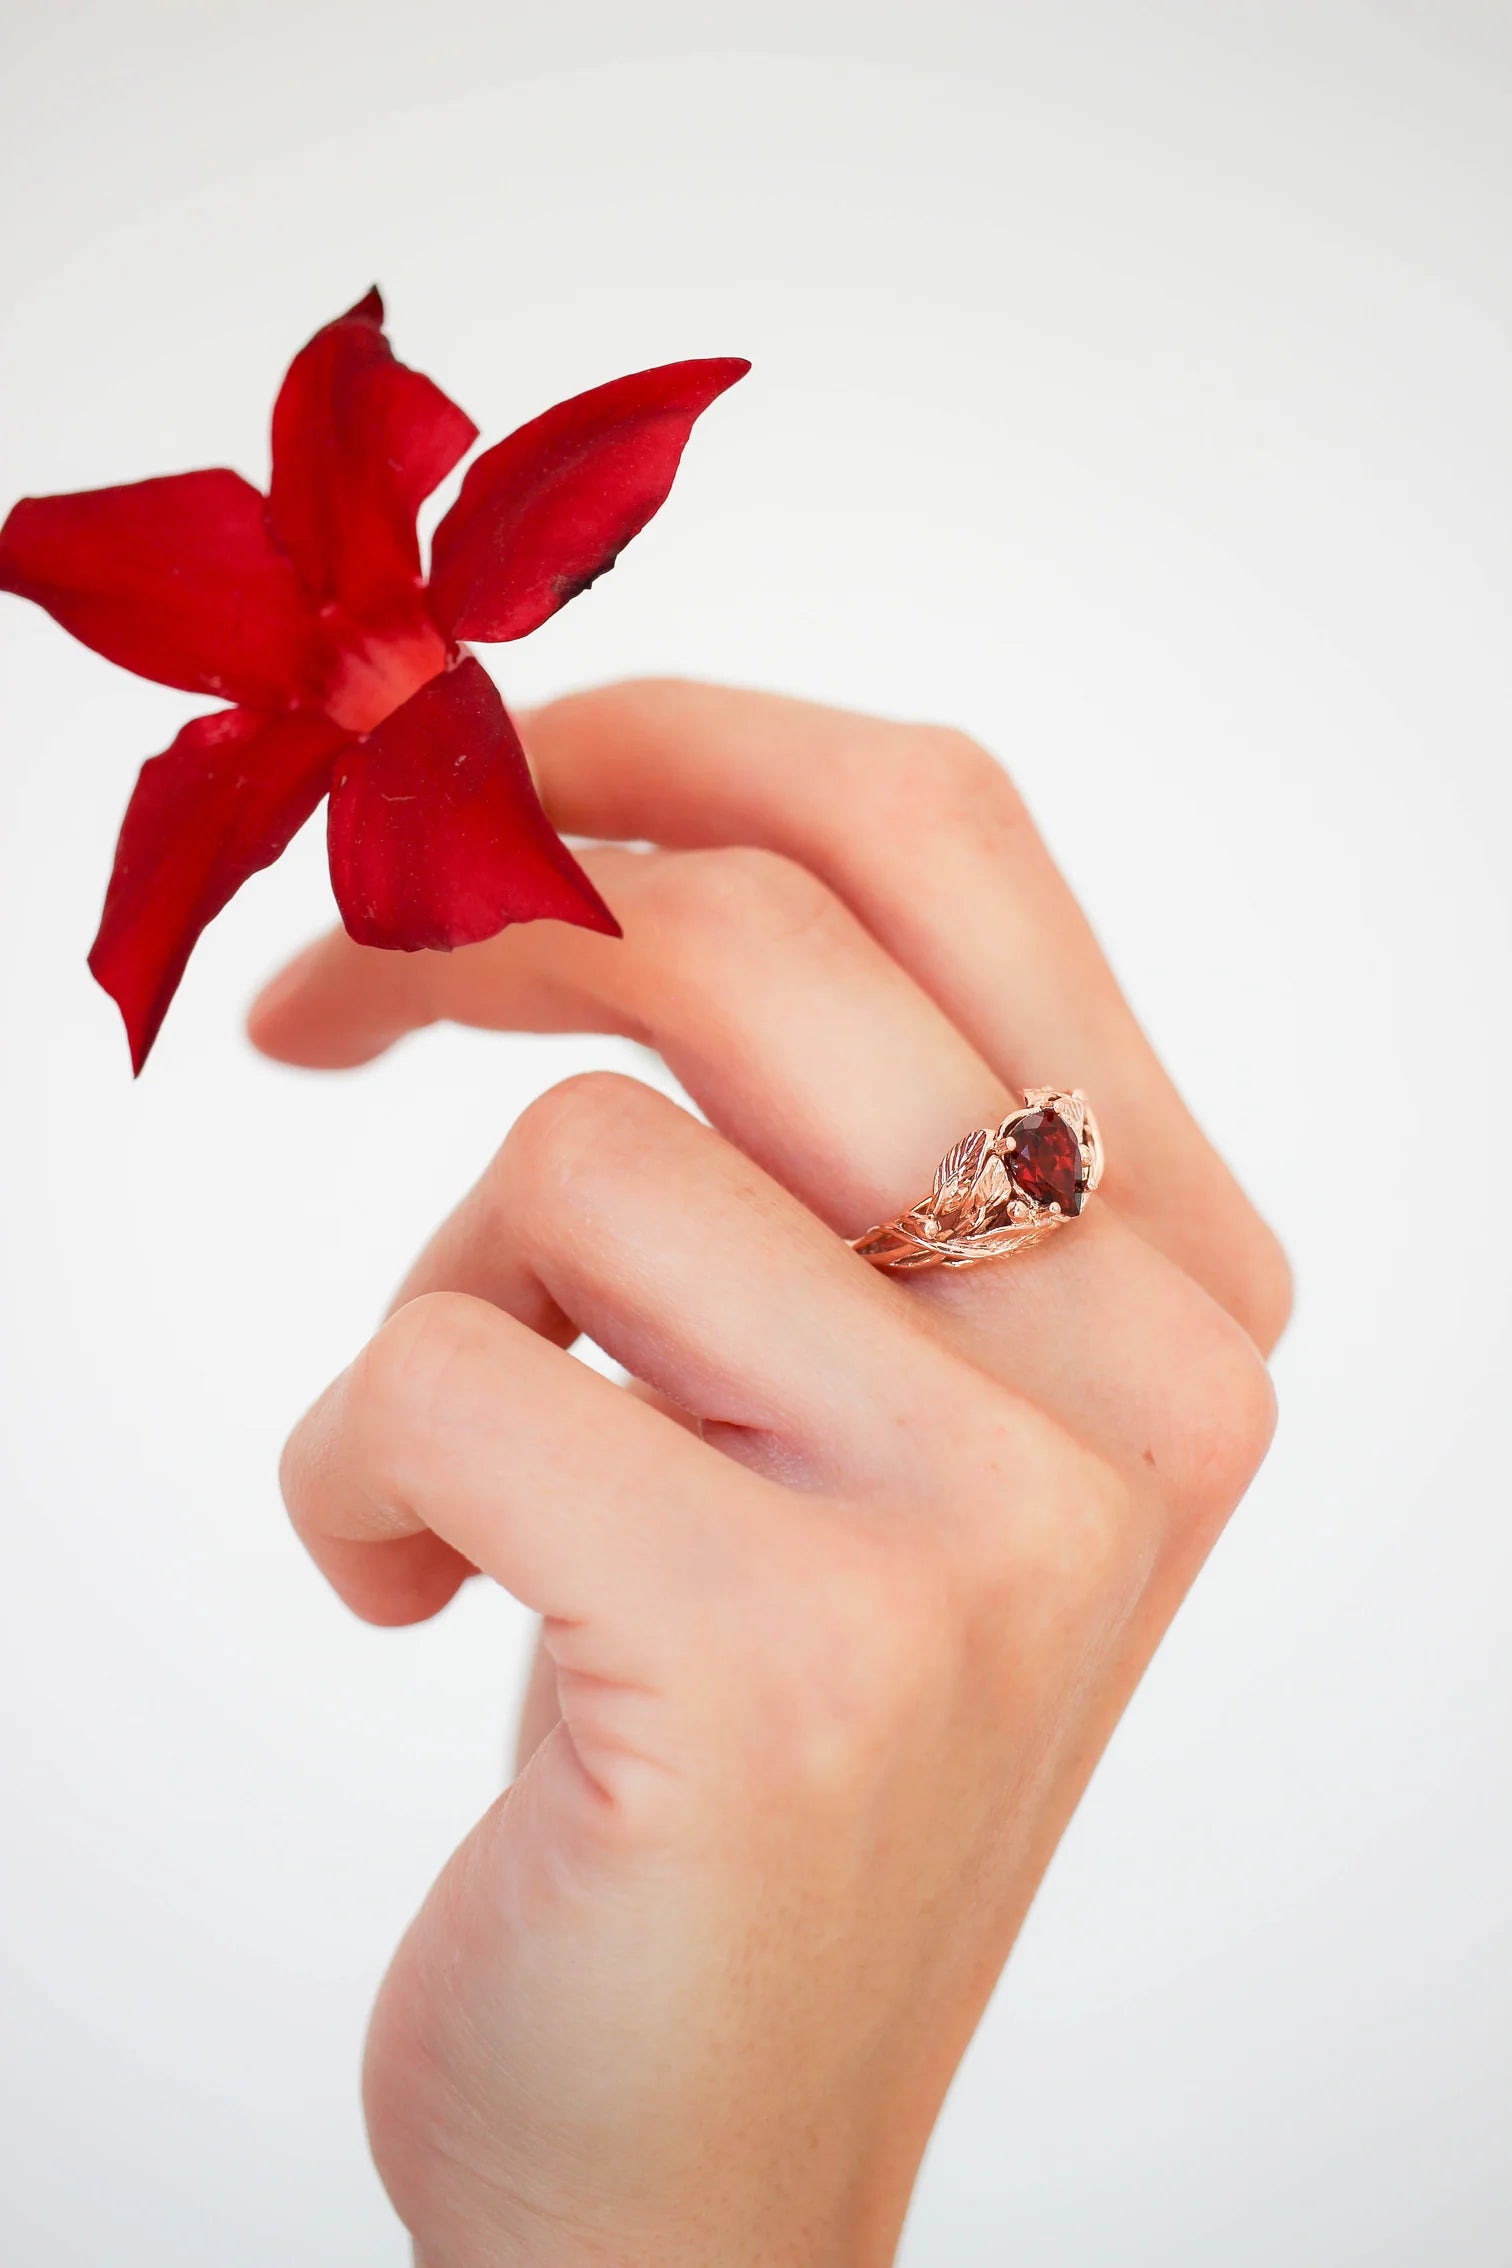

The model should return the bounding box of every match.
[848,1089,1104,1272]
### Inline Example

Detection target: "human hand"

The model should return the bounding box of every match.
[257,682,1288,2268]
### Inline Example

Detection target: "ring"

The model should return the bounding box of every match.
[849,1089,1104,1272]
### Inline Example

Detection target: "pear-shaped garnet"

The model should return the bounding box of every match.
[1006,1110,1084,1214]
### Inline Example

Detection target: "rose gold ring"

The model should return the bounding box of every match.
[849,1089,1104,1273]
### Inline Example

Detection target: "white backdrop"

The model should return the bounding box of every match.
[2,4,1509,2261]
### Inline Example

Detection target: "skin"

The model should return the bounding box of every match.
[254,680,1289,2268]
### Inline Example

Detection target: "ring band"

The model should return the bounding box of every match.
[849,1089,1104,1273]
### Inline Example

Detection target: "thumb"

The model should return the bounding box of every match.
[247,928,439,1068]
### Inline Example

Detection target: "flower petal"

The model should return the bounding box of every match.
[0,472,319,706]
[327,656,619,950]
[268,288,478,621]
[427,358,750,642]
[89,706,349,1072]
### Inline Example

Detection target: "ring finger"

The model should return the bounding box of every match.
[368,846,1274,1526]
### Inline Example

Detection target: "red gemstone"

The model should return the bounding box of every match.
[1007,1110,1084,1214]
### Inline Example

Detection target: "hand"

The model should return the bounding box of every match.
[257,681,1288,2268]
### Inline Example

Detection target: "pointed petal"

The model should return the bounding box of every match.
[89,706,348,1071]
[0,472,319,706]
[327,656,619,951]
[268,291,478,621]
[427,358,750,642]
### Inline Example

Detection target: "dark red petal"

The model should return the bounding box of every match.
[268,290,478,621]
[89,706,348,1072]
[0,472,319,707]
[427,358,750,642]
[327,656,619,950]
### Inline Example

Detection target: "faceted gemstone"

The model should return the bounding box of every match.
[1006,1110,1084,1214]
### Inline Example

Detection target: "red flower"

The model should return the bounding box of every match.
[0,289,748,1069]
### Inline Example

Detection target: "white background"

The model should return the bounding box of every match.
[2,4,1509,2261]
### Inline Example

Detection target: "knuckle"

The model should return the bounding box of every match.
[881,722,1025,835]
[356,1291,485,1437]
[1159,1302,1279,1527]
[276,1426,313,1528]
[1237,1217,1295,1354]
[500,1068,664,1203]
[965,1392,1148,1618]
[650,844,844,955]
[292,1291,496,1534]
[1048,1461,1149,1629]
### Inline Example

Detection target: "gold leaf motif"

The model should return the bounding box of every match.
[971,1154,1012,1215]
[933,1127,991,1202]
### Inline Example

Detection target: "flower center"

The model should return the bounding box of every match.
[320,607,451,735]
